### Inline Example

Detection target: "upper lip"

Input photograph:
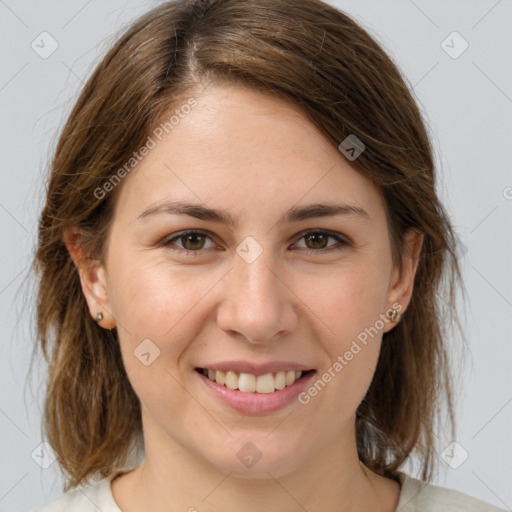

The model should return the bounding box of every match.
[196,361,315,377]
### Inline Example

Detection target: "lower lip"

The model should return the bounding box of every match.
[196,370,317,415]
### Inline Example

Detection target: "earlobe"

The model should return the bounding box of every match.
[385,228,424,329]
[85,265,117,330]
[63,228,117,330]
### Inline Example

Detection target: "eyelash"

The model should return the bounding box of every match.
[161,229,350,257]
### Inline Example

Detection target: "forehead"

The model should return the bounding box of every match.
[112,84,384,225]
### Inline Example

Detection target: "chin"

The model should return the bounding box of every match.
[202,436,304,480]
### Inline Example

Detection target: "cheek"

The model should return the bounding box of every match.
[107,252,219,366]
[293,260,389,406]
[108,260,218,416]
[301,261,390,347]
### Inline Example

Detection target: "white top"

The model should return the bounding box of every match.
[31,469,506,511]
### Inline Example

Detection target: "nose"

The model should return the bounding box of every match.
[216,248,298,345]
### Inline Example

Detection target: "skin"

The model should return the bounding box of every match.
[67,83,423,512]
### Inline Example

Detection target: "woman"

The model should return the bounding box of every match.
[32,0,505,510]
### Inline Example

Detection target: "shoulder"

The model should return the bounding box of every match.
[396,472,507,512]
[30,473,122,512]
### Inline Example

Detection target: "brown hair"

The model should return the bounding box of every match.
[33,0,462,492]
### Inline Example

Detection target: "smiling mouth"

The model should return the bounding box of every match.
[195,368,315,394]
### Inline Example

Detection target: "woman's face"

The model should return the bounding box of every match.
[80,84,420,478]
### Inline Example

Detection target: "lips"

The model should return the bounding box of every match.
[195,366,317,414]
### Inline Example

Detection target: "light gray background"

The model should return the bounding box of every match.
[1,0,511,511]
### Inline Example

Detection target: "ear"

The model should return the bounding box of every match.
[63,227,116,330]
[383,228,424,332]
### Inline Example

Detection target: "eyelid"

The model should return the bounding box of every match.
[293,228,352,247]
[161,229,217,252]
[161,228,351,255]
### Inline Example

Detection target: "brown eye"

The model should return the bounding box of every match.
[181,232,206,250]
[294,230,349,253]
[304,232,330,249]
[163,229,348,256]
[163,230,215,253]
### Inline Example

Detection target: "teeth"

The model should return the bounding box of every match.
[225,371,238,390]
[201,368,304,393]
[216,370,225,386]
[285,370,296,386]
[256,373,275,394]
[238,373,256,393]
[274,371,286,390]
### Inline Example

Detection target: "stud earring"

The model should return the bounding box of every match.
[390,308,402,323]
[95,312,104,322]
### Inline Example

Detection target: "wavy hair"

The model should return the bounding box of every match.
[33,0,462,491]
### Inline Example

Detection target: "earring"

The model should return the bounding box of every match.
[390,308,402,323]
[95,312,104,322]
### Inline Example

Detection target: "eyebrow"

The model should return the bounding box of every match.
[136,200,370,227]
